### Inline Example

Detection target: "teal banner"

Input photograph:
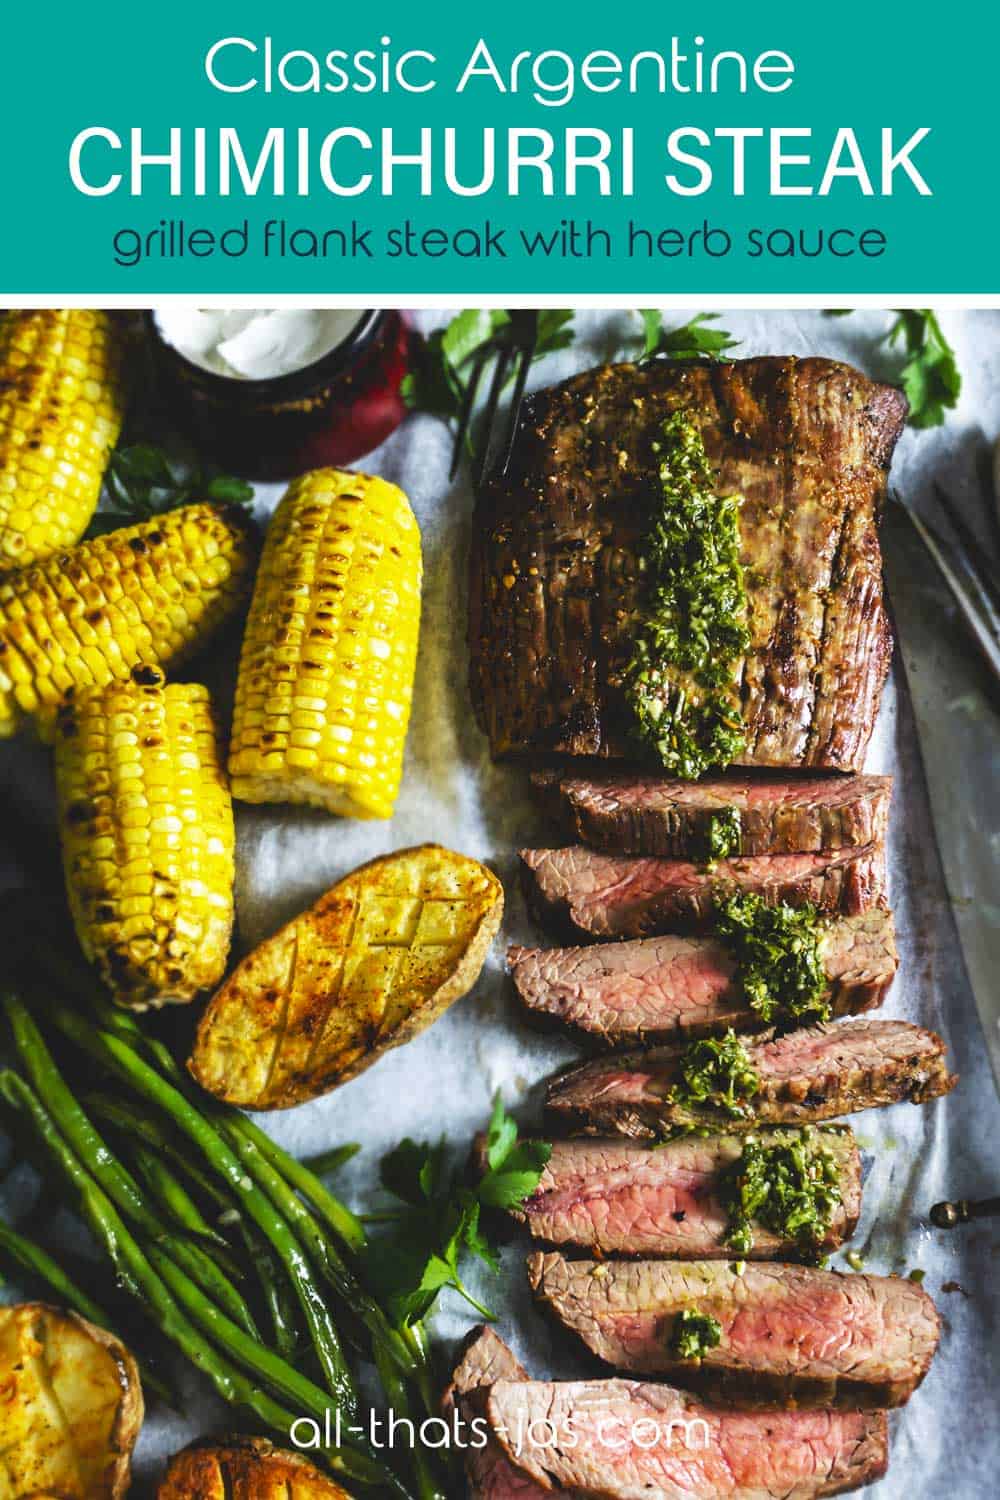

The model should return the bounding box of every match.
[2,0,996,293]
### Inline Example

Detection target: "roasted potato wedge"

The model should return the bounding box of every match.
[158,1437,351,1500]
[0,1302,143,1500]
[189,843,503,1108]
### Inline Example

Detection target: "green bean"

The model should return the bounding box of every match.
[0,1214,110,1324]
[34,1003,357,1415]
[3,995,259,1339]
[127,1145,243,1280]
[302,1143,361,1177]
[218,1116,438,1418]
[0,1215,180,1408]
[128,1143,220,1241]
[227,1114,366,1254]
[0,1071,400,1495]
[216,1117,415,1379]
[85,1093,233,1213]
[87,1094,302,1358]
[373,1338,449,1500]
[235,1217,302,1361]
[146,1238,340,1416]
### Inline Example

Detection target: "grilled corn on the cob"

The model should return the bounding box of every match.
[229,469,421,819]
[55,665,235,1009]
[0,502,256,739]
[0,310,125,569]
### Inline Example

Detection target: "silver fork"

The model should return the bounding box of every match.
[449,309,538,486]
[888,488,1000,691]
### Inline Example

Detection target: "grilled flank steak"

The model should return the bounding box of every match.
[520,844,886,940]
[545,1018,956,1137]
[511,1128,861,1259]
[484,1374,888,1498]
[443,1327,565,1500]
[470,357,906,772]
[532,769,892,858]
[528,1252,941,1409]
[508,911,898,1044]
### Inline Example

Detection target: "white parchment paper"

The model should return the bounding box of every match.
[2,309,999,1497]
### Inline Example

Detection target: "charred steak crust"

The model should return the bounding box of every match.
[470,357,906,771]
[485,1377,889,1499]
[520,843,887,940]
[508,911,898,1045]
[527,1252,940,1410]
[545,1018,956,1137]
[531,769,893,858]
[513,1128,861,1259]
[443,1327,564,1500]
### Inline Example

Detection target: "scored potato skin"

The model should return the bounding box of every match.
[158,1436,352,1500]
[189,843,503,1109]
[0,1301,143,1500]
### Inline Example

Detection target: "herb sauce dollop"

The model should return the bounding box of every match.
[704,807,742,865]
[625,412,750,779]
[670,1307,723,1360]
[716,891,830,1028]
[720,1128,842,1257]
[669,1029,760,1120]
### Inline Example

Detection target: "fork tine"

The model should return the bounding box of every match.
[450,347,490,480]
[474,343,514,488]
[933,482,1000,616]
[890,493,1000,687]
[495,331,538,481]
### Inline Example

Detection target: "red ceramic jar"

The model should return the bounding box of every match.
[147,310,411,480]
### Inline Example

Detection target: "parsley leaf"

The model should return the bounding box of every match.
[639,311,741,363]
[373,1096,550,1326]
[400,329,469,424]
[823,308,960,428]
[88,443,254,537]
[535,310,576,359]
[401,309,575,457]
[887,310,961,429]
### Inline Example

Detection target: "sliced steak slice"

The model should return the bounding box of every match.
[485,1376,888,1499]
[509,911,898,1044]
[443,1326,561,1500]
[470,357,906,772]
[528,1252,941,1409]
[520,844,886,940]
[532,769,892,857]
[518,1128,860,1259]
[545,1018,956,1137]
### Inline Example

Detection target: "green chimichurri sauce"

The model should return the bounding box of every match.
[704,807,742,865]
[669,1030,760,1119]
[670,1307,723,1360]
[720,1128,842,1257]
[716,891,830,1028]
[625,412,750,779]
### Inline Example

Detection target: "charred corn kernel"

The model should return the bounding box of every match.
[55,664,235,1009]
[229,468,421,819]
[0,310,125,569]
[0,503,257,740]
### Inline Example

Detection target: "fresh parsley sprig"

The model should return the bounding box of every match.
[886,310,961,429]
[401,309,575,436]
[638,311,741,363]
[825,309,960,428]
[371,1095,550,1326]
[87,443,255,536]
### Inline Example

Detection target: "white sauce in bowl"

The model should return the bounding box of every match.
[154,309,363,381]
